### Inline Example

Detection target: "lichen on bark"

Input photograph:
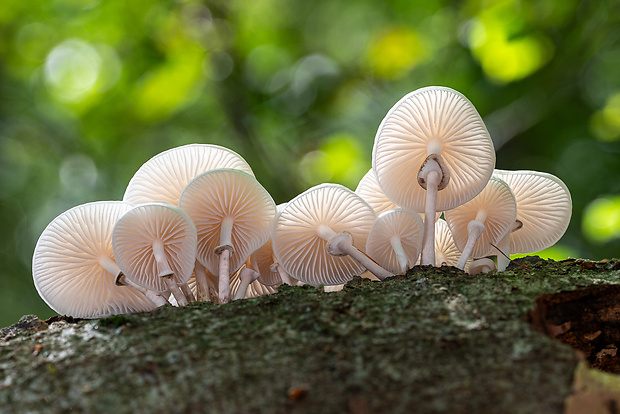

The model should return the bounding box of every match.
[1,257,620,413]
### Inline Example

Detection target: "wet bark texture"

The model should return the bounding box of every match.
[1,257,620,413]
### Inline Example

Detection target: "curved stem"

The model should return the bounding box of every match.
[457,220,486,270]
[233,267,260,300]
[420,169,441,266]
[390,235,409,274]
[163,276,188,306]
[152,240,173,278]
[116,273,170,307]
[270,262,295,286]
[180,283,196,303]
[328,233,393,280]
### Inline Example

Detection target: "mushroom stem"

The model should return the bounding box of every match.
[495,233,511,272]
[233,267,260,301]
[327,232,394,280]
[389,235,409,274]
[270,262,296,286]
[419,158,443,266]
[457,220,486,270]
[115,273,170,307]
[217,248,231,304]
[152,239,188,306]
[180,283,196,303]
[194,261,211,301]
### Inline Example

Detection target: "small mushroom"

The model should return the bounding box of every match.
[179,168,276,304]
[444,177,517,270]
[272,183,392,286]
[123,143,254,206]
[433,218,470,272]
[32,201,157,318]
[468,258,496,275]
[230,265,279,299]
[112,202,197,306]
[492,169,572,271]
[365,209,424,274]
[372,86,495,266]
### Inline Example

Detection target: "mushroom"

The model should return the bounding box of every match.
[365,209,424,274]
[248,203,299,286]
[372,86,495,266]
[32,201,157,318]
[444,177,517,270]
[492,170,572,271]
[434,218,470,272]
[231,263,261,301]
[355,168,399,215]
[123,143,254,206]
[230,266,279,299]
[112,202,197,306]
[179,168,276,304]
[272,183,392,286]
[468,258,496,275]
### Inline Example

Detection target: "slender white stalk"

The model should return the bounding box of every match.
[152,239,187,305]
[163,276,188,306]
[194,261,211,301]
[270,262,295,286]
[116,273,170,307]
[328,233,393,280]
[495,233,511,272]
[420,160,442,266]
[457,220,486,270]
[218,248,231,304]
[233,267,260,300]
[390,235,409,274]
[180,283,196,303]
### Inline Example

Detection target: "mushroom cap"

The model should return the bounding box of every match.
[372,86,495,212]
[365,209,424,274]
[112,202,197,292]
[179,168,276,276]
[249,203,287,286]
[444,177,517,259]
[493,169,572,254]
[355,168,399,215]
[32,201,156,318]
[123,144,254,206]
[272,183,376,286]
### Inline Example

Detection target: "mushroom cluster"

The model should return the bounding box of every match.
[32,86,572,319]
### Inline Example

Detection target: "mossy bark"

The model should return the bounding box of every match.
[1,257,620,413]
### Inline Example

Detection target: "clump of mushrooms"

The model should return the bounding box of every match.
[31,85,574,319]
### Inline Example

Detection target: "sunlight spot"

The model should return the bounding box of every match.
[583,196,620,243]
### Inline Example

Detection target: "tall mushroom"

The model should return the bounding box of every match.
[179,168,276,304]
[272,183,392,286]
[112,202,197,306]
[32,201,157,318]
[365,209,424,274]
[444,177,517,270]
[372,86,495,266]
[492,170,572,271]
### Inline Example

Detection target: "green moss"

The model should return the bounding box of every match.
[1,257,619,413]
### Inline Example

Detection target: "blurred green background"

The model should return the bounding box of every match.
[1,0,619,326]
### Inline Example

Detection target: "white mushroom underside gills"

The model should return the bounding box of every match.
[372,87,495,266]
[272,184,384,286]
[445,177,517,270]
[492,170,572,271]
[179,168,276,304]
[112,203,198,307]
[32,201,156,318]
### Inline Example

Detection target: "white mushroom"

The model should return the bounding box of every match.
[492,169,572,271]
[179,168,276,304]
[123,143,254,206]
[365,209,424,274]
[434,218,471,272]
[468,258,496,275]
[444,177,517,270]
[272,183,392,286]
[32,201,157,318]
[112,202,197,306]
[372,86,495,266]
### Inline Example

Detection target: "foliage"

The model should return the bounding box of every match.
[1,0,619,325]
